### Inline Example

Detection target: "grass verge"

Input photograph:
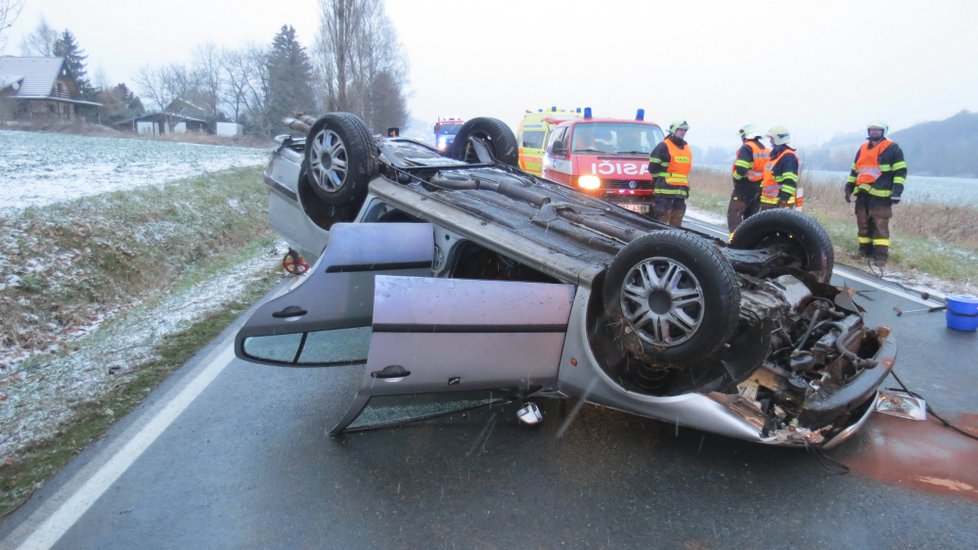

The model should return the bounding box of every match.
[688,167,978,286]
[0,165,285,516]
[0,272,279,516]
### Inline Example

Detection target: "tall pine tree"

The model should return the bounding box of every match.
[264,25,315,136]
[54,29,97,100]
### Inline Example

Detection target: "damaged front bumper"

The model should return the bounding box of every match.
[712,325,896,448]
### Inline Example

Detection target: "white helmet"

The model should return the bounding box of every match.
[738,124,762,140]
[766,126,791,146]
[669,119,689,134]
[867,119,888,137]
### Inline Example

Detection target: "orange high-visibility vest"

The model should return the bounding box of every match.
[745,140,768,182]
[761,148,798,205]
[663,139,692,186]
[854,139,893,191]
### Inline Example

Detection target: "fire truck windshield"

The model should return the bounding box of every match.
[571,122,663,155]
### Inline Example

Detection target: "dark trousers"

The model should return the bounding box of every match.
[727,194,759,232]
[651,197,686,227]
[854,196,892,261]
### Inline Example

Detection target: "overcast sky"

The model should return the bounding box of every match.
[6,0,978,148]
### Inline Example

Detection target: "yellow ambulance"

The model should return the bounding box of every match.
[516,107,582,175]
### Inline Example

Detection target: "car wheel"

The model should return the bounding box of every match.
[303,112,378,205]
[449,117,519,166]
[602,230,740,367]
[729,209,834,283]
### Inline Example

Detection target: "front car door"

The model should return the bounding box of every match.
[235,222,576,434]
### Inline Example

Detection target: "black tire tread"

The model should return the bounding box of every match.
[449,117,519,166]
[729,209,834,283]
[303,112,378,206]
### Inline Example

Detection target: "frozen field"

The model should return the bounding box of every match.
[0,130,270,215]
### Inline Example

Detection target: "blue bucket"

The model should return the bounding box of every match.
[946,294,978,332]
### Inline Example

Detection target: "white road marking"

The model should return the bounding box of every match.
[10,345,235,550]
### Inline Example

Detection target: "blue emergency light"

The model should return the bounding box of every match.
[636,108,645,121]
[584,107,592,119]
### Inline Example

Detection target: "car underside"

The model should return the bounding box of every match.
[237,113,896,448]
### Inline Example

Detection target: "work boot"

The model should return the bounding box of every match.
[858,244,873,258]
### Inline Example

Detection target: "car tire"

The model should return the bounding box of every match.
[449,117,519,166]
[602,230,741,367]
[303,112,378,206]
[729,209,834,283]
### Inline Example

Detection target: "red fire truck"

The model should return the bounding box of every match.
[541,108,663,214]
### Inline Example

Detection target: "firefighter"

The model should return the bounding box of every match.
[648,119,692,227]
[759,126,799,210]
[844,120,907,266]
[728,124,768,232]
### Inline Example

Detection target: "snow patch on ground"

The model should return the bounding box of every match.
[0,130,270,215]
[0,251,280,459]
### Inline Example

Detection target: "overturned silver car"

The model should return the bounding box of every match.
[236,112,896,448]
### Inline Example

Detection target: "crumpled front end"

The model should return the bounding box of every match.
[709,275,896,448]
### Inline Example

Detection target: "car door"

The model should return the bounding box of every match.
[235,221,576,435]
[329,275,575,434]
[235,222,436,367]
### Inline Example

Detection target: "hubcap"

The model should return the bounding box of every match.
[619,256,705,347]
[309,129,348,193]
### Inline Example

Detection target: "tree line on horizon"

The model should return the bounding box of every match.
[9,0,409,138]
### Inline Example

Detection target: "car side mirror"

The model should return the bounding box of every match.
[551,142,567,155]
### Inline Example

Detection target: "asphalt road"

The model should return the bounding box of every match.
[2,225,977,549]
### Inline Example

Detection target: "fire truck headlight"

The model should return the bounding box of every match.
[578,175,601,190]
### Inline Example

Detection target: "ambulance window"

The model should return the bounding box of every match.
[546,127,568,154]
[521,130,545,149]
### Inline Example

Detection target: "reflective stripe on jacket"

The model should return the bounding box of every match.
[849,139,907,198]
[760,146,799,205]
[732,140,769,183]
[649,136,693,197]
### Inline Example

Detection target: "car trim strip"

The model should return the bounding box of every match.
[373,323,567,334]
[325,260,433,273]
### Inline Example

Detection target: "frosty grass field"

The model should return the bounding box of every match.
[0,130,270,214]
[0,130,277,464]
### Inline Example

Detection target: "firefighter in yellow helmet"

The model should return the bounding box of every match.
[759,126,800,210]
[844,120,907,266]
[648,119,692,227]
[728,124,768,231]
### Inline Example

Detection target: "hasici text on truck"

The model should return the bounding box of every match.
[433,118,465,151]
[541,108,664,214]
[516,107,582,175]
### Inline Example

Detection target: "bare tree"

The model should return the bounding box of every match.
[220,44,267,124]
[191,42,223,118]
[134,63,194,112]
[313,0,409,131]
[219,48,248,122]
[18,14,58,56]
[0,0,25,54]
[91,66,110,92]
